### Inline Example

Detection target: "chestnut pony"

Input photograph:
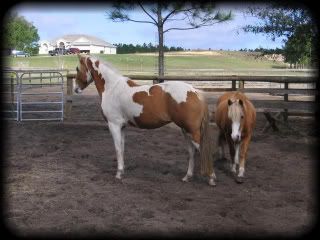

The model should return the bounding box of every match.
[74,54,216,186]
[215,91,256,183]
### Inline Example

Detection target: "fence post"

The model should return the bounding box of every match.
[231,76,236,91]
[239,80,244,92]
[65,73,74,120]
[283,81,289,122]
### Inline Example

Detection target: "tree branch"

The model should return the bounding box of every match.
[113,18,157,25]
[138,2,158,25]
[164,26,199,33]
[162,9,176,23]
[162,7,199,24]
[165,16,188,22]
[164,20,227,33]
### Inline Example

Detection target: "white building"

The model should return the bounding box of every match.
[39,34,117,54]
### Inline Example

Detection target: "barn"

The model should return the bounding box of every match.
[39,34,117,54]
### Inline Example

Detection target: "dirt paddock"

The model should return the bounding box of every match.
[3,88,318,238]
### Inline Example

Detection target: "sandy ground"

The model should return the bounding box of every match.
[3,85,318,238]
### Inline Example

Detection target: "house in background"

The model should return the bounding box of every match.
[39,34,117,54]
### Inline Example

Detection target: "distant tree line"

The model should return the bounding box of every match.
[114,43,184,54]
[239,47,284,54]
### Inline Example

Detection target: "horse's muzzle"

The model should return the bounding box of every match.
[231,134,241,143]
[74,87,82,94]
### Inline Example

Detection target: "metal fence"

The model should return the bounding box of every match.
[2,70,64,121]
[2,71,20,120]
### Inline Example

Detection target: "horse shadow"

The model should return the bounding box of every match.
[213,155,234,178]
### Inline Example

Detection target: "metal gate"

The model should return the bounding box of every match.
[2,70,64,121]
[2,71,20,120]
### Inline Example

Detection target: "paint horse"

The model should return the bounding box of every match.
[215,91,256,183]
[74,54,216,186]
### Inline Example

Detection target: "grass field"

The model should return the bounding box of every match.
[3,51,314,76]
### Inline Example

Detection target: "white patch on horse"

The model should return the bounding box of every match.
[161,81,198,104]
[127,100,144,120]
[89,56,123,89]
[231,121,241,142]
[126,85,150,121]
[228,100,243,142]
[86,71,91,82]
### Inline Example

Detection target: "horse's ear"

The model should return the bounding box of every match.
[228,99,233,106]
[239,99,243,106]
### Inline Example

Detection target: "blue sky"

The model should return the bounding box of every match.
[10,2,285,50]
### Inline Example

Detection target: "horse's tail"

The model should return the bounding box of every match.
[200,105,214,177]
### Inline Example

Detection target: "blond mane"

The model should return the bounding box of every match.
[228,99,244,122]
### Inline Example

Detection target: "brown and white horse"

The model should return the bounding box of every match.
[74,54,216,186]
[215,91,256,183]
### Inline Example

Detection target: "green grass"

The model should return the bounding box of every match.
[165,55,278,69]
[4,51,311,76]
[5,55,79,69]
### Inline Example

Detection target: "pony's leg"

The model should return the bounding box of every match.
[186,130,216,186]
[208,171,217,186]
[108,122,125,179]
[217,131,225,160]
[181,130,196,182]
[226,137,236,174]
[236,135,252,183]
[233,143,240,173]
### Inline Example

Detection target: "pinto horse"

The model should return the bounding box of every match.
[74,54,216,186]
[215,91,256,183]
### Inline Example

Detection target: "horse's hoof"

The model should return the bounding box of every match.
[115,175,122,180]
[182,175,192,182]
[115,170,124,180]
[231,165,237,174]
[209,178,216,186]
[235,176,244,184]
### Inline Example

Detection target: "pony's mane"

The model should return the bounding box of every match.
[228,98,244,121]
[86,55,123,76]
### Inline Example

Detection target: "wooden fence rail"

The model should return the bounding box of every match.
[124,74,316,83]
[65,73,317,126]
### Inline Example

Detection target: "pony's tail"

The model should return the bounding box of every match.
[200,106,214,176]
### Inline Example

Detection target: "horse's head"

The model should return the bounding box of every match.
[227,98,245,143]
[74,54,94,94]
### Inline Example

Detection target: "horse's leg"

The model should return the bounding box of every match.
[108,122,125,179]
[181,129,196,182]
[226,137,236,174]
[236,135,252,183]
[218,130,225,160]
[121,129,125,157]
[234,143,240,173]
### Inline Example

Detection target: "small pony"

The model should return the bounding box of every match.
[215,91,256,183]
[74,54,216,186]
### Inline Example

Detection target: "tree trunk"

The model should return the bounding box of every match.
[158,26,164,83]
[157,6,164,83]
